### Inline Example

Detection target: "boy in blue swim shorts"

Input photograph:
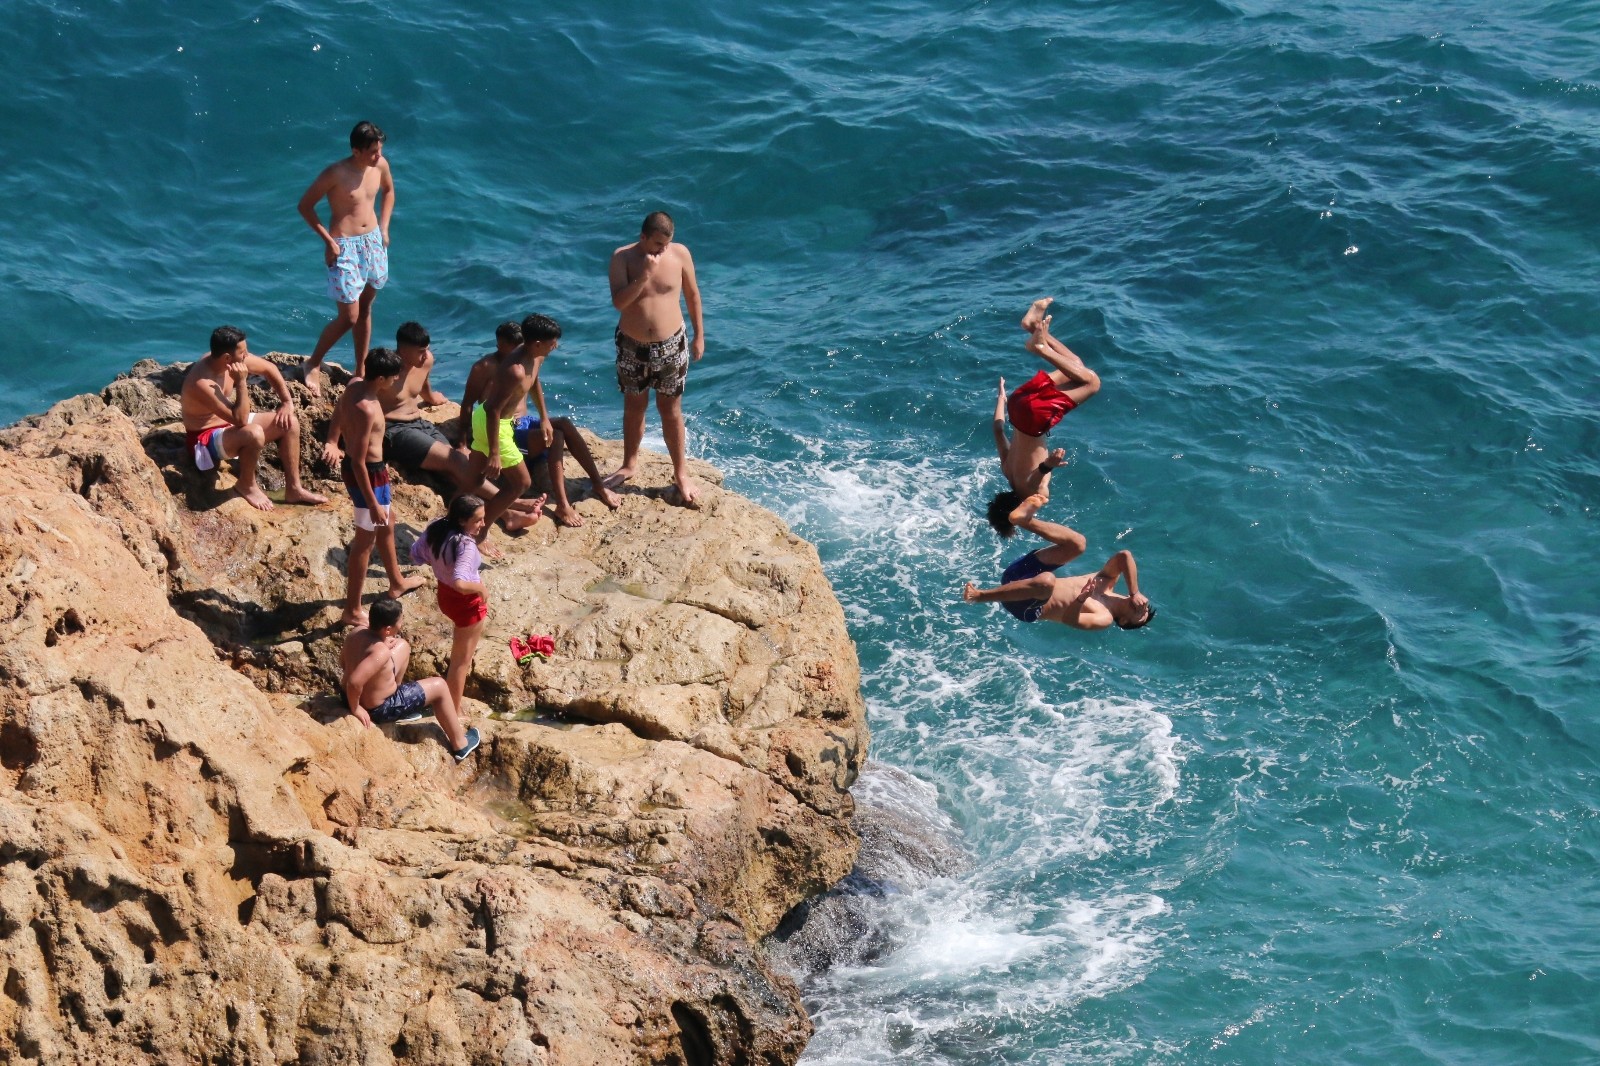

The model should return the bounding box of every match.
[340,598,481,762]
[297,120,395,397]
[961,495,1155,632]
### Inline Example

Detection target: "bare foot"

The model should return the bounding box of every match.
[239,485,274,512]
[962,582,980,603]
[477,537,505,561]
[386,574,427,598]
[507,497,543,514]
[552,503,584,528]
[284,486,329,506]
[1021,297,1054,332]
[1009,493,1048,525]
[340,608,368,627]
[593,482,623,510]
[500,494,548,533]
[1026,315,1055,356]
[300,363,323,400]
[671,477,701,509]
[603,466,635,491]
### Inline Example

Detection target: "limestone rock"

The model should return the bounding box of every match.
[0,356,869,1065]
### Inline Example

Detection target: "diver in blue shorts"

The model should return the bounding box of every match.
[961,494,1156,631]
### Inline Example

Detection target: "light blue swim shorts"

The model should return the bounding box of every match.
[326,228,389,305]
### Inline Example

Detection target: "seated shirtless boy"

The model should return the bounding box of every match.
[987,297,1101,536]
[458,320,621,527]
[962,495,1154,631]
[180,325,328,512]
[339,598,481,761]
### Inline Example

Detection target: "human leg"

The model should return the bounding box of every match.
[219,422,271,511]
[445,617,487,720]
[1027,319,1100,405]
[554,418,621,509]
[1009,494,1086,567]
[304,302,359,398]
[343,526,377,625]
[541,430,584,526]
[376,524,425,598]
[417,676,468,751]
[608,391,649,487]
[255,410,327,505]
[962,572,1056,604]
[657,392,698,506]
[352,285,379,378]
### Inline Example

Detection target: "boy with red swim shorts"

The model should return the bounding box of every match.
[986,298,1102,538]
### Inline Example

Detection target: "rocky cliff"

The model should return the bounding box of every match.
[0,358,868,1065]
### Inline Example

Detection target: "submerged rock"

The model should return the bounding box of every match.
[0,357,868,1065]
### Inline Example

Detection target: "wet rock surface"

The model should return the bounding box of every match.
[0,357,868,1065]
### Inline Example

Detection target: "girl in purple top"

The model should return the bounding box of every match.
[411,495,489,718]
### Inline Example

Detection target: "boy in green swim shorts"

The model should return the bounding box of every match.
[470,313,562,538]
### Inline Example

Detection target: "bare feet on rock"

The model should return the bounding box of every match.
[300,363,323,400]
[340,608,368,627]
[239,485,274,512]
[593,482,623,510]
[552,502,584,528]
[603,466,635,492]
[500,494,548,533]
[284,486,329,506]
[1021,296,1054,332]
[671,477,701,509]
[386,574,427,598]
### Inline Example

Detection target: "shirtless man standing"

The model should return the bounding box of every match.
[328,347,425,625]
[340,598,480,762]
[470,314,561,539]
[962,496,1154,632]
[459,321,621,526]
[180,325,328,512]
[607,211,705,505]
[297,120,394,396]
[324,321,543,539]
[987,297,1101,537]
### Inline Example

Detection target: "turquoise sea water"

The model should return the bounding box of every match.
[5,1,1599,1061]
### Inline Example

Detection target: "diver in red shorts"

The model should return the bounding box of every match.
[987,297,1100,537]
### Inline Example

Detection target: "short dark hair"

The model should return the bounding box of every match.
[369,597,402,629]
[986,490,1023,538]
[521,314,561,342]
[1119,604,1157,631]
[365,347,402,380]
[642,211,674,237]
[209,325,246,357]
[495,321,523,345]
[350,121,385,149]
[395,321,430,349]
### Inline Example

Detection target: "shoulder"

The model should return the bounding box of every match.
[673,242,695,264]
[244,353,278,375]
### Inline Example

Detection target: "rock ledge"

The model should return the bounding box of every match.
[0,358,868,1065]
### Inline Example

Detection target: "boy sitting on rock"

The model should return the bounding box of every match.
[340,598,481,762]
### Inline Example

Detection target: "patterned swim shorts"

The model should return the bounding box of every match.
[326,228,389,305]
[615,326,689,397]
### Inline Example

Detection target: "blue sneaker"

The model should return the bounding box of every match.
[452,727,481,763]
